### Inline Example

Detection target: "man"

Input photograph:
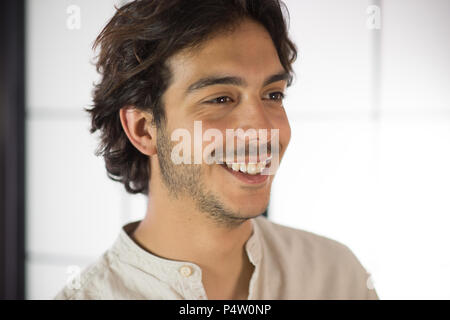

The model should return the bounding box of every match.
[55,0,378,300]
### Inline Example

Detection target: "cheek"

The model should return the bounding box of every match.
[201,121,230,149]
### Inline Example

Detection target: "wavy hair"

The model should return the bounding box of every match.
[86,0,297,195]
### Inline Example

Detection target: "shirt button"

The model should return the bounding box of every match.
[179,265,193,277]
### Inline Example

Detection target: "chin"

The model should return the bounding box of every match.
[227,190,268,209]
[247,210,267,218]
[235,202,269,218]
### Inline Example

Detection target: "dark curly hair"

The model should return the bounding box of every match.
[86,0,297,195]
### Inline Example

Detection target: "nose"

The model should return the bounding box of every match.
[229,95,277,162]
[235,94,275,144]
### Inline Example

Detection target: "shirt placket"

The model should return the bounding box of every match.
[173,263,207,300]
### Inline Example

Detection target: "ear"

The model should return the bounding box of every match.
[119,106,157,156]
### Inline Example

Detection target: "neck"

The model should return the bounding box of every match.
[132,173,254,274]
[131,159,257,299]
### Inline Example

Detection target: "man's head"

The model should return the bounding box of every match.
[87,0,297,227]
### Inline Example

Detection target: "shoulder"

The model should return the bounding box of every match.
[53,250,123,300]
[253,216,378,299]
[254,215,355,260]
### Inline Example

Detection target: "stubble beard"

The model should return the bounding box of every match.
[156,122,259,229]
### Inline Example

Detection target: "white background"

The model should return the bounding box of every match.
[26,0,450,299]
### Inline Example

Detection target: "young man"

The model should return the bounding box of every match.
[55,0,378,300]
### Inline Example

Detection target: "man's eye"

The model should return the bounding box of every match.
[204,92,285,105]
[268,91,285,101]
[205,96,233,104]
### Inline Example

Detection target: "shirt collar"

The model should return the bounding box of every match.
[246,217,263,266]
[110,217,263,285]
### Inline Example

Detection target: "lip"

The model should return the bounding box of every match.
[219,163,269,185]
[223,155,272,164]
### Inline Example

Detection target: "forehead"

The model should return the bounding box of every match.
[166,19,284,86]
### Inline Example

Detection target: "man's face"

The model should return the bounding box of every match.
[156,18,291,227]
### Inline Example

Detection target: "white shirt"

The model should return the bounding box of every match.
[54,215,379,299]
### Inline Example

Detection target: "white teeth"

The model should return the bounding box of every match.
[257,162,266,173]
[247,163,257,175]
[224,160,270,175]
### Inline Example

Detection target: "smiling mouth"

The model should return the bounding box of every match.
[221,156,272,174]
[218,159,271,185]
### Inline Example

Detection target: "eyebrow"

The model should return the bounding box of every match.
[185,70,292,96]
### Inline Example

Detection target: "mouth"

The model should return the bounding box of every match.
[218,158,271,185]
